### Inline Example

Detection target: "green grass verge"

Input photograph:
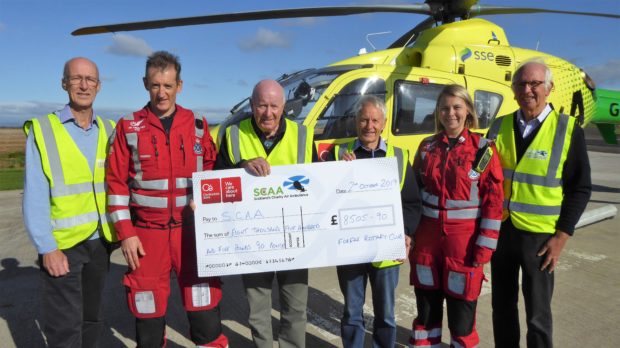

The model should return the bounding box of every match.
[0,169,24,190]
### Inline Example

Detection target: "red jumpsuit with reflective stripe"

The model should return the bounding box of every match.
[408,129,503,348]
[106,105,227,347]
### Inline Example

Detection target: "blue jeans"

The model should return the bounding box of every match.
[337,263,400,348]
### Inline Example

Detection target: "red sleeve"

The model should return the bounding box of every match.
[473,142,504,265]
[106,120,136,240]
[201,117,217,171]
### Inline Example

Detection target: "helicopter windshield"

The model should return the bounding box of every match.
[220,66,358,129]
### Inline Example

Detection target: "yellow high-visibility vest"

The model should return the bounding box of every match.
[226,118,314,165]
[24,114,117,249]
[334,140,409,268]
[487,110,575,233]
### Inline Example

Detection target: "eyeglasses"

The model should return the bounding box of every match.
[66,76,99,87]
[515,80,545,90]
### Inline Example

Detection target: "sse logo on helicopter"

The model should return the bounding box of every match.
[460,48,496,63]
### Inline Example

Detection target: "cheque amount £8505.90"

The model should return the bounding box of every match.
[338,205,395,230]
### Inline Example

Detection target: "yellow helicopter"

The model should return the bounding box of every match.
[73,1,620,161]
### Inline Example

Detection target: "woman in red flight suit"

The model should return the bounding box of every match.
[408,84,504,348]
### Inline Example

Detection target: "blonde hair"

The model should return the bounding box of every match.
[434,84,479,133]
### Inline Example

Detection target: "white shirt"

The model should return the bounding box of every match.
[517,104,552,138]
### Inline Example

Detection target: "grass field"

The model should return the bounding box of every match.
[0,128,25,191]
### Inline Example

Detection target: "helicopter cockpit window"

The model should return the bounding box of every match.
[314,77,387,140]
[219,68,349,131]
[282,73,337,123]
[393,81,445,135]
[474,90,503,129]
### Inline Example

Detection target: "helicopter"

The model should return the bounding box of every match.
[73,1,620,161]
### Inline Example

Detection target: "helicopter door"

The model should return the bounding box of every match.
[465,76,518,130]
[388,76,464,161]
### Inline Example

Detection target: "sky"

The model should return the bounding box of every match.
[0,0,619,127]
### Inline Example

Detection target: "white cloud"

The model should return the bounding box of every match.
[585,59,620,88]
[0,101,135,127]
[0,101,63,127]
[238,28,290,52]
[281,17,322,27]
[105,34,153,57]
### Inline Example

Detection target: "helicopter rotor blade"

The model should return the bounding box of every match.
[387,16,436,49]
[469,5,620,19]
[72,5,432,36]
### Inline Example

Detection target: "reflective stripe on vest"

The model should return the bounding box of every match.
[24,114,117,249]
[334,140,409,268]
[488,111,574,233]
[226,118,313,165]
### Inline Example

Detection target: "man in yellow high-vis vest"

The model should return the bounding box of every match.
[23,57,116,347]
[487,60,592,348]
[215,79,317,348]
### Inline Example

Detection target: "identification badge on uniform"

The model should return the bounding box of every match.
[193,139,203,155]
[525,149,548,160]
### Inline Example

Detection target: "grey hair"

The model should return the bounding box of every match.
[513,58,553,91]
[354,95,386,120]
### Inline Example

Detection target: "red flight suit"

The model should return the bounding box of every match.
[106,105,228,347]
[409,129,503,348]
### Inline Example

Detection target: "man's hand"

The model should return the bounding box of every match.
[42,249,69,277]
[341,151,356,162]
[537,230,570,273]
[396,235,412,263]
[240,157,271,176]
[121,236,146,271]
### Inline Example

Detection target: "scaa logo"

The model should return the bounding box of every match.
[283,175,310,192]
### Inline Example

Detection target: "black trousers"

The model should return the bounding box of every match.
[39,238,111,348]
[491,218,554,348]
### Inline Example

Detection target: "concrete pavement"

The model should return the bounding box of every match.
[1,149,618,347]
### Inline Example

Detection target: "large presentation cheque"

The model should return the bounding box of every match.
[192,157,405,277]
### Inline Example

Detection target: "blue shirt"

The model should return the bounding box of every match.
[23,105,101,254]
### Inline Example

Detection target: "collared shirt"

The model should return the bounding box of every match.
[517,104,552,138]
[23,104,101,254]
[349,138,388,158]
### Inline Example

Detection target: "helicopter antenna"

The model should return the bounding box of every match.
[365,31,392,51]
